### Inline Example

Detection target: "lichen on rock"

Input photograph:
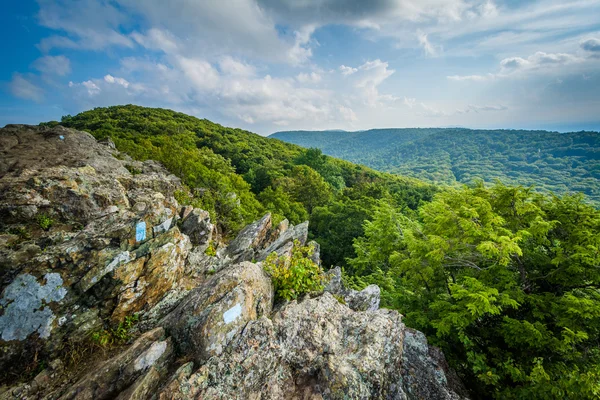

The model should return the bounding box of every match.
[0,272,67,341]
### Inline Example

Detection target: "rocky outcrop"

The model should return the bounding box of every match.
[162,261,273,362]
[325,266,381,311]
[0,125,467,399]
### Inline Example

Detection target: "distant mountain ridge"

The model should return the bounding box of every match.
[270,128,600,203]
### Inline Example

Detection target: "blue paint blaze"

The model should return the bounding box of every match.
[59,135,65,140]
[135,221,147,242]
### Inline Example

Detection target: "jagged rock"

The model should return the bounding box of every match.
[307,240,321,266]
[180,209,212,246]
[221,213,272,262]
[401,329,467,400]
[325,266,381,311]
[162,261,273,362]
[157,362,194,400]
[0,125,190,376]
[257,220,309,261]
[58,327,173,400]
[160,293,465,399]
[345,284,381,312]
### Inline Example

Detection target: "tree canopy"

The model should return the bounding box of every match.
[348,183,600,399]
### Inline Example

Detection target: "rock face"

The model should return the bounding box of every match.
[0,125,467,399]
[325,266,381,311]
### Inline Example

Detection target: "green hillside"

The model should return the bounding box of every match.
[271,128,600,202]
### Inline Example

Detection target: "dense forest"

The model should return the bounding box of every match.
[271,128,600,203]
[43,105,600,399]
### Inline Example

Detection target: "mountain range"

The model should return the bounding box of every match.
[271,128,600,203]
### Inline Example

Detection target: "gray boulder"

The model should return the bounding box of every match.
[158,293,466,399]
[162,261,273,362]
[325,266,381,311]
[180,209,213,246]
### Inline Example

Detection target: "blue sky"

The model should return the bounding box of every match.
[2,0,600,135]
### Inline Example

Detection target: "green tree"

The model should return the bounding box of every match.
[280,165,333,213]
[349,183,600,399]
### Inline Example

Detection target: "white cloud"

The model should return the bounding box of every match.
[36,0,134,51]
[104,74,130,88]
[80,80,101,95]
[350,59,396,107]
[338,105,358,122]
[447,74,494,82]
[339,65,358,76]
[581,38,600,53]
[449,50,587,82]
[456,104,507,114]
[9,74,44,102]
[176,56,221,92]
[119,0,304,64]
[287,25,316,65]
[418,32,439,56]
[219,57,257,77]
[403,97,417,108]
[500,51,582,72]
[296,72,321,84]
[32,55,71,76]
[66,56,344,129]
[131,28,179,53]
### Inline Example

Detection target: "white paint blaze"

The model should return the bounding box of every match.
[223,303,243,324]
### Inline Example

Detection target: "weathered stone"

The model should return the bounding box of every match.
[401,329,466,400]
[58,328,173,400]
[257,220,309,261]
[180,209,213,246]
[0,272,67,341]
[157,362,194,400]
[222,213,272,262]
[325,266,381,312]
[179,205,194,221]
[162,261,273,362]
[164,293,465,399]
[307,240,321,266]
[345,284,381,312]
[0,125,186,375]
[111,228,192,322]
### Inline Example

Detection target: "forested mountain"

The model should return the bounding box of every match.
[271,128,600,202]
[31,105,600,398]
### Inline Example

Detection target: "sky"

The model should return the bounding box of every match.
[1,0,600,135]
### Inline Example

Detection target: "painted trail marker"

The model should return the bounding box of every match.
[135,221,147,242]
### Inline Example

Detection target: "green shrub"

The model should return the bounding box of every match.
[91,314,139,347]
[36,213,54,231]
[8,226,31,240]
[333,294,346,304]
[205,242,217,256]
[263,240,325,301]
[125,164,142,175]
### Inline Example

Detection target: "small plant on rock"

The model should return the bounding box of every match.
[205,241,217,257]
[91,314,139,348]
[36,213,54,231]
[125,164,142,175]
[263,240,325,302]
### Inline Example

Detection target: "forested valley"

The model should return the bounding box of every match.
[271,128,600,203]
